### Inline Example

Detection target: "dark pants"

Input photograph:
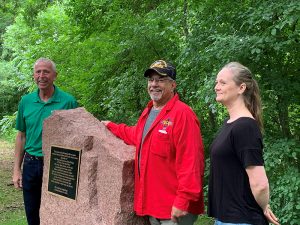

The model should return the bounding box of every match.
[22,153,44,225]
[149,214,198,225]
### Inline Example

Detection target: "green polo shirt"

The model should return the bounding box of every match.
[16,86,78,156]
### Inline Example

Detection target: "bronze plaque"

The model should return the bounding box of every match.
[48,145,81,200]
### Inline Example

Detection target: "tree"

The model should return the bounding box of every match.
[0,1,299,223]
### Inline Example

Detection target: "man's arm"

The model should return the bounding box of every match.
[12,131,26,189]
[246,166,280,225]
[102,121,138,146]
[172,110,205,216]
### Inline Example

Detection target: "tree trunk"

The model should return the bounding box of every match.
[207,104,217,132]
[182,0,189,38]
[277,94,291,138]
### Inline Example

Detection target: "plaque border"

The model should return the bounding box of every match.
[47,145,82,201]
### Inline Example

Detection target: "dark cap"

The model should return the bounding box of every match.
[144,60,176,80]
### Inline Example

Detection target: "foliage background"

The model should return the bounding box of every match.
[0,0,299,224]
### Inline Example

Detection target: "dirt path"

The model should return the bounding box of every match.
[0,139,14,191]
[0,139,14,172]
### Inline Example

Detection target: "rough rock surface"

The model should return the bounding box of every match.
[40,107,149,225]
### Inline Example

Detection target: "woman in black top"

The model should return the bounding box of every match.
[208,62,280,225]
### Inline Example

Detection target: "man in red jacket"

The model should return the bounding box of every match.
[102,60,205,225]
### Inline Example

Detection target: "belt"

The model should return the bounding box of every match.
[25,152,44,161]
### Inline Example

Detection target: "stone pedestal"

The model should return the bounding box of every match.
[40,107,149,225]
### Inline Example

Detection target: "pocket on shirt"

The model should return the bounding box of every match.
[150,133,171,158]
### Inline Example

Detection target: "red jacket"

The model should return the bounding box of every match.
[107,94,205,219]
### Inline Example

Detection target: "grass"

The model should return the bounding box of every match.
[0,138,27,225]
[195,215,214,225]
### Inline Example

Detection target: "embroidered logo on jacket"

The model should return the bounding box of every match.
[159,118,173,134]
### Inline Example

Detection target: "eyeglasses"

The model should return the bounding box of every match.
[147,77,173,83]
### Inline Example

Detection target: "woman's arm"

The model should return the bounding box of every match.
[246,166,280,225]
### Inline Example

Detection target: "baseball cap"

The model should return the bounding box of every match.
[144,60,176,80]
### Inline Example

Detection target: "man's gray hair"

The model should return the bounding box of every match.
[34,58,57,73]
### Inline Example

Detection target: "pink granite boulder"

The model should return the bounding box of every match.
[40,107,149,225]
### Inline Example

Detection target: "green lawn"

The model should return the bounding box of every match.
[0,139,27,225]
[195,215,214,225]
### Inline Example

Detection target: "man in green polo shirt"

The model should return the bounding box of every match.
[13,58,78,225]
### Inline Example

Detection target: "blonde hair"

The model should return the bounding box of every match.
[223,62,263,131]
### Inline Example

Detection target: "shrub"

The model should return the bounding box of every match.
[264,137,300,225]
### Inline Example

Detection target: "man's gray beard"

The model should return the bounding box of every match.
[149,94,161,102]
